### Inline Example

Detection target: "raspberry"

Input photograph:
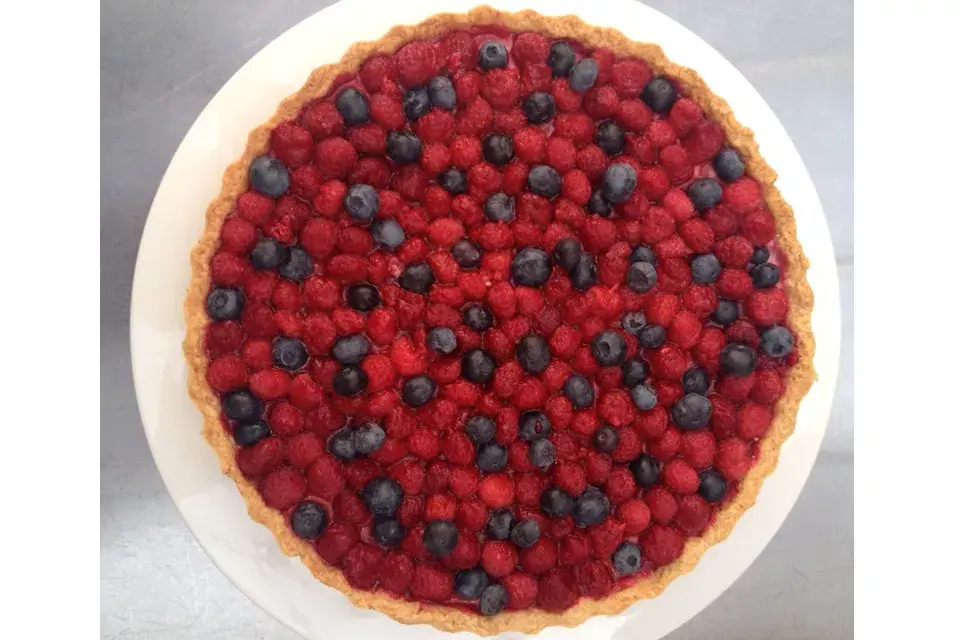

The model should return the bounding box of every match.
[411,563,454,602]
[544,137,577,173]
[477,473,514,508]
[390,336,428,376]
[520,538,558,575]
[392,165,429,202]
[330,308,365,336]
[407,427,441,460]
[334,490,371,525]
[721,177,764,214]
[644,485,679,525]
[751,369,785,404]
[537,568,578,612]
[662,459,700,495]
[482,540,520,578]
[457,98,494,136]
[511,377,548,411]
[617,499,652,535]
[715,438,752,480]
[552,461,587,496]
[583,85,620,119]
[395,41,440,87]
[440,30,477,72]
[456,498,488,532]
[209,252,249,287]
[490,360,523,399]
[379,551,414,594]
[683,120,725,164]
[648,345,687,381]
[300,217,338,262]
[642,524,685,567]
[368,93,406,131]
[680,431,717,470]
[315,137,357,179]
[707,394,737,440]
[544,395,573,431]
[219,218,257,255]
[715,268,753,300]
[611,58,653,98]
[604,466,637,505]
[370,436,406,463]
[206,321,244,357]
[423,493,457,523]
[445,534,482,571]
[420,398,459,431]
[656,257,692,294]
[481,67,520,109]
[703,204,740,239]
[551,78,582,112]
[614,99,653,133]
[520,61,552,94]
[444,378,482,407]
[315,522,359,564]
[738,401,773,440]
[358,55,396,91]
[647,120,678,149]
[742,208,777,245]
[301,101,345,140]
[266,402,304,437]
[513,126,546,163]
[512,32,550,67]
[342,459,380,491]
[387,458,425,496]
[745,289,789,325]
[635,167,669,202]
[648,426,682,461]
[259,467,307,510]
[660,144,692,184]
[502,572,539,610]
[205,354,247,393]
[555,112,595,146]
[675,494,712,536]
[653,380,683,407]
[579,216,617,253]
[714,235,754,268]
[668,310,703,349]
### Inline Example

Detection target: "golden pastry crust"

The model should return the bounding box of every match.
[183,6,815,635]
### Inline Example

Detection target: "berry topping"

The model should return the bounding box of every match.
[630,383,658,411]
[386,130,423,164]
[519,411,552,441]
[751,245,771,264]
[403,87,431,121]
[332,335,370,365]
[249,155,290,197]
[467,415,497,445]
[206,287,244,321]
[595,121,625,156]
[601,163,637,203]
[563,373,595,409]
[455,568,491,599]
[540,487,575,517]
[330,428,358,460]
[399,261,436,293]
[336,87,371,125]
[570,253,599,291]
[462,348,497,383]
[402,375,437,407]
[638,324,667,348]
[278,246,313,282]
[569,58,599,92]
[250,237,286,270]
[527,165,562,198]
[547,42,576,77]
[573,487,611,526]
[630,244,658,265]
[372,516,406,547]
[630,454,661,487]
[427,76,457,110]
[478,41,508,69]
[612,541,643,575]
[516,334,552,374]
[234,420,270,447]
[273,337,308,370]
[486,509,517,541]
[451,238,483,268]
[713,148,745,182]
[720,343,756,376]
[355,422,386,455]
[511,247,552,286]
[511,519,541,548]
[362,477,404,516]
[463,303,494,332]
[640,77,677,114]
[593,424,619,453]
[478,443,508,472]
[682,366,710,395]
[687,178,723,211]
[423,519,459,557]
[485,192,517,222]
[440,168,468,194]
[222,389,261,422]
[333,366,368,396]
[586,189,611,216]
[529,439,557,468]
[712,299,739,326]
[522,92,556,124]
[291,502,329,539]
[698,469,727,503]
[483,134,515,166]
[751,263,780,289]
[691,254,722,284]
[553,238,582,271]
[621,358,650,387]
[479,584,509,616]
[427,327,458,354]
[591,330,627,366]
[671,393,713,430]
[346,283,381,312]
[626,260,658,293]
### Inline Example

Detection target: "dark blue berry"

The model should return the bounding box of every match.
[483,134,514,167]
[344,184,380,224]
[621,311,647,337]
[462,303,494,332]
[593,425,619,453]
[233,420,270,447]
[621,358,650,388]
[629,244,657,265]
[423,519,459,557]
[612,541,643,575]
[553,237,582,271]
[335,87,370,125]
[466,415,496,445]
[630,383,658,411]
[713,148,745,182]
[547,42,576,77]
[478,41,508,70]
[250,237,287,270]
[570,253,598,291]
[522,92,556,124]
[671,393,713,430]
[638,324,666,348]
[333,366,367,396]
[511,247,551,286]
[362,477,404,517]
[451,238,482,269]
[563,373,595,409]
[402,375,436,407]
[591,330,627,366]
[370,219,406,250]
[640,77,677,114]
[712,299,739,326]
[528,438,556,469]
[355,422,386,455]
[626,260,658,293]
[760,325,795,358]
[691,254,722,284]
[402,87,431,121]
[206,287,244,321]
[519,411,552,441]
[484,192,516,222]
[540,486,575,517]
[682,366,710,395]
[479,584,508,616]
[399,261,435,293]
[751,263,780,289]
[569,58,599,92]
[527,164,562,198]
[427,76,457,110]
[346,283,381,311]
[751,245,770,265]
[516,334,552,374]
[278,246,313,282]
[455,568,490,600]
[222,390,261,422]
[596,121,625,156]
[329,428,358,460]
[477,443,508,472]
[601,163,637,203]
[249,155,289,197]
[510,520,541,548]
[462,349,497,384]
[687,178,723,211]
[440,168,468,195]
[332,334,369,366]
[485,509,516,540]
[273,337,308,371]
[427,327,458,355]
[386,130,422,164]
[720,343,756,376]
[630,454,660,487]
[573,487,611,526]
[291,502,328,539]
[587,188,611,217]
[698,469,728,503]
[372,516,405,547]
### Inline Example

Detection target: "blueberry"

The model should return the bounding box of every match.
[485,509,516,540]
[630,454,660,487]
[691,254,722,284]
[711,299,739,327]
[553,237,582,271]
[528,438,556,468]
[329,428,358,460]
[333,366,367,396]
[355,422,386,455]
[601,163,637,203]
[687,178,723,211]
[273,337,308,370]
[206,287,244,321]
[372,516,406,547]
[626,261,658,293]
[386,130,422,164]
[698,469,728,503]
[484,192,516,222]
[591,330,627,366]
[751,246,770,265]
[612,541,643,576]
[483,134,515,167]
[547,42,576,77]
[427,326,458,355]
[427,76,457,110]
[671,393,713,430]
[682,366,710,395]
[335,87,370,125]
[640,77,677,114]
[402,86,431,121]
[477,443,508,472]
[399,261,435,293]
[593,425,619,453]
[516,334,552,374]
[587,188,611,217]
[621,311,647,337]
[344,183,380,224]
[563,373,595,409]
[522,92,556,124]
[573,487,611,526]
[760,325,795,358]
[455,568,490,600]
[479,584,508,616]
[519,411,552,441]
[720,343,756,376]
[370,219,406,250]
[233,420,270,447]
[462,349,497,384]
[346,283,381,312]
[511,247,551,286]
[291,502,328,539]
[250,237,287,270]
[638,324,666,348]
[629,244,658,265]
[463,303,494,332]
[510,520,541,548]
[540,486,575,517]
[621,358,650,388]
[362,477,404,517]
[278,246,313,282]
[222,390,261,422]
[596,121,625,156]
[478,40,508,69]
[713,148,745,182]
[249,155,289,197]
[402,375,436,407]
[440,168,468,195]
[332,334,369,366]
[569,58,599,92]
[527,164,562,198]
[423,519,459,558]
[752,263,780,289]
[630,383,658,411]
[570,253,598,291]
[467,415,497,445]
[451,238,482,269]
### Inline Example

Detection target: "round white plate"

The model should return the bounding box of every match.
[131,1,841,638]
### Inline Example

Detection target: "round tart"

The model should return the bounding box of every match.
[184,6,815,635]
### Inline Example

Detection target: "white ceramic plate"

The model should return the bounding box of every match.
[130,1,841,638]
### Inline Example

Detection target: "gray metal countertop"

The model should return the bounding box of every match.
[100,1,853,637]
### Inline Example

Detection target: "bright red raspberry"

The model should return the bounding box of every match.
[579,216,617,253]
[267,401,304,436]
[299,217,337,261]
[645,485,679,525]
[551,78,582,112]
[259,468,306,510]
[681,284,719,319]
[284,431,324,469]
[611,58,653,98]
[358,55,396,92]
[556,169,589,205]
[668,310,703,349]
[481,67,520,109]
[715,438,752,480]
[714,268,752,300]
[206,354,248,392]
[648,345,687,381]
[649,426,682,461]
[588,517,625,558]
[511,378,548,411]
[482,540,519,578]
[411,563,454,602]
[684,120,726,163]
[660,144,692,184]
[680,431,718,470]
[667,97,704,135]
[519,538,558,576]
[654,234,690,261]
[549,461,585,497]
[633,404,669,439]
[742,207,777,245]
[614,99,653,132]
[544,136,577,173]
[737,401,773,440]
[457,97,494,136]
[745,289,789,325]
[205,321,244,357]
[452,69,481,105]
[237,437,283,477]
[642,524,685,567]
[456,498,488,532]
[502,572,539,610]
[537,568,578,612]
[675,494,712,536]
[604,466,638,505]
[423,493,457,522]
[378,551,414,594]
[395,40,440,87]
[342,542,386,589]
[209,252,249,287]
[513,32,550,67]
[656,257,692,294]
[662,459,700,495]
[521,61,553,94]
[583,85,620,120]
[477,473,514,508]
[751,369,785,404]
[219,217,257,254]
[555,112,596,146]
[315,521,359,564]
[314,136,357,179]
[703,204,740,239]
[368,93,406,130]
[721,177,764,214]
[408,427,442,461]
[617,499,652,535]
